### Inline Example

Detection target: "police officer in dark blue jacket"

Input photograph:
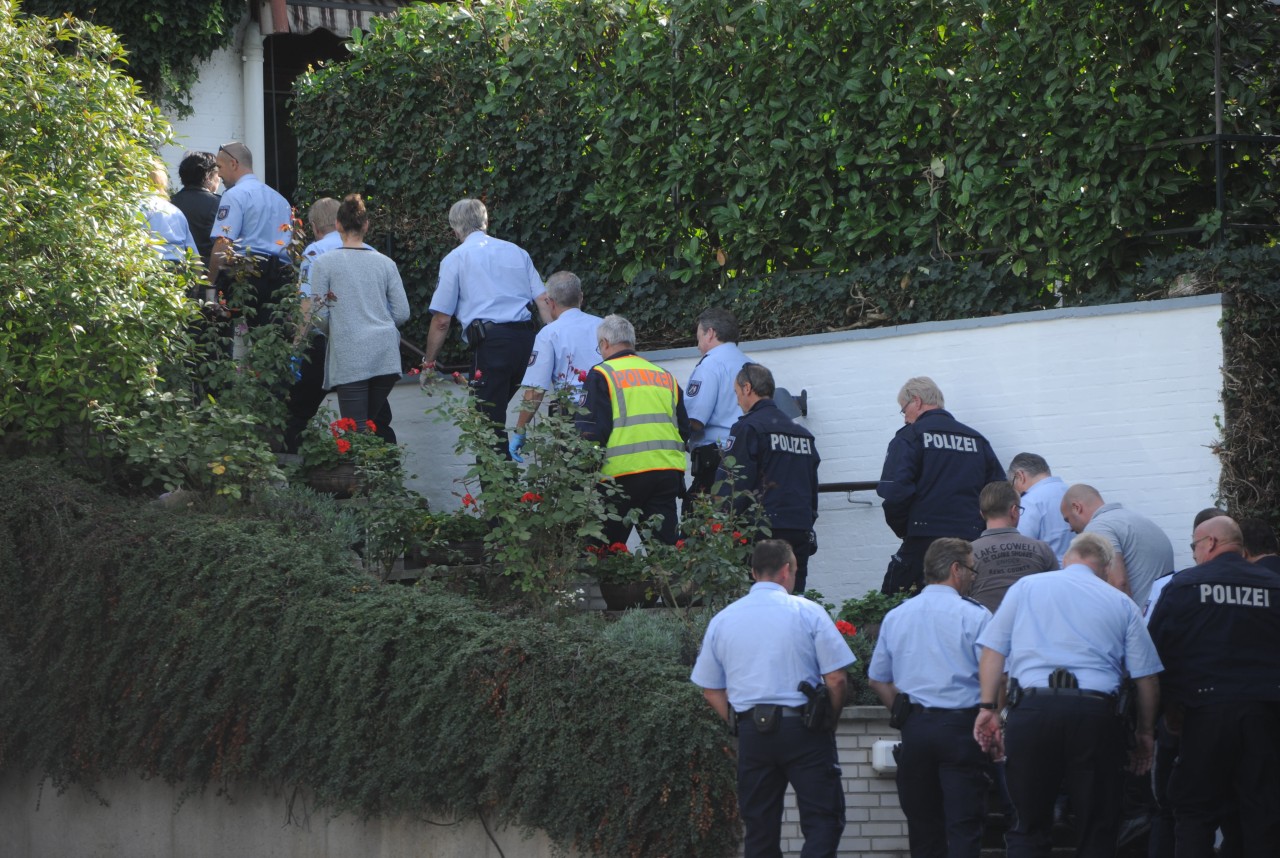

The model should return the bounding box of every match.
[877,376,1004,594]
[1147,515,1280,856]
[716,363,820,593]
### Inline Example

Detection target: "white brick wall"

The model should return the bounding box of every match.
[389,295,1225,609]
[161,45,245,188]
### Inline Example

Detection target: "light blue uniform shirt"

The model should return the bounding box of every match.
[142,196,198,262]
[429,231,544,338]
[211,173,292,259]
[691,581,855,712]
[299,231,343,298]
[519,307,603,401]
[685,341,752,448]
[1017,475,1073,563]
[978,565,1164,694]
[868,584,991,709]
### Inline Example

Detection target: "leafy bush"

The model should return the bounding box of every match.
[0,459,740,857]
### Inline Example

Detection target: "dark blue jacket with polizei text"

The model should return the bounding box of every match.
[717,399,819,531]
[877,408,1004,540]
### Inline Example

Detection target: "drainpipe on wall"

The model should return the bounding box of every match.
[241,19,266,174]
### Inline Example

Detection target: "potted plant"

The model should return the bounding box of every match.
[295,411,401,498]
[586,541,660,610]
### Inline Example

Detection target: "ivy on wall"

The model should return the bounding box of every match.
[20,0,244,115]
[291,0,1279,349]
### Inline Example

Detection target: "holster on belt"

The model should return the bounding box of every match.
[889,692,912,730]
[798,681,836,732]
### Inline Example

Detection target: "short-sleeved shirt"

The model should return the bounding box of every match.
[868,584,991,709]
[691,581,855,712]
[978,564,1163,694]
[969,526,1058,613]
[211,173,293,259]
[685,341,752,449]
[519,307,603,400]
[1016,475,1074,563]
[1084,502,1175,609]
[142,196,198,262]
[299,231,343,298]
[429,231,544,335]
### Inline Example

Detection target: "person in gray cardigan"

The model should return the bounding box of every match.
[308,194,410,429]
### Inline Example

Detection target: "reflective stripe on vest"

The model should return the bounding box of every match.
[597,356,685,478]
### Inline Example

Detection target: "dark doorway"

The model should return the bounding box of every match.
[263,29,348,205]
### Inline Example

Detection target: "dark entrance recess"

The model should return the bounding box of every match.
[263,28,348,205]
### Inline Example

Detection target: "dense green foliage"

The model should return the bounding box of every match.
[0,2,196,449]
[19,0,243,115]
[292,0,1279,347]
[0,461,740,857]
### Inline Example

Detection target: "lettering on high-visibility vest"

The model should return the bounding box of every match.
[614,369,673,390]
[769,434,813,455]
[922,432,978,452]
[1198,584,1272,607]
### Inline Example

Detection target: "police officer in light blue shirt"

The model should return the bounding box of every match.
[691,539,853,858]
[207,142,294,326]
[868,538,992,858]
[974,532,1163,858]
[141,161,198,263]
[1007,452,1074,563]
[508,271,602,461]
[685,307,752,498]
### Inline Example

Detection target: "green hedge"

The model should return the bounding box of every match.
[291,0,1279,349]
[0,461,739,857]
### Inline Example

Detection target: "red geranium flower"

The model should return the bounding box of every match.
[462,493,475,507]
[365,420,377,432]
[519,492,543,503]
[675,539,686,549]
[577,369,588,382]
[836,620,856,636]
[335,438,352,454]
[711,523,724,534]
[608,542,629,554]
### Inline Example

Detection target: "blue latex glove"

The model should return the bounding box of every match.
[509,432,526,463]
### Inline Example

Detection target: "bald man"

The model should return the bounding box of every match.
[1061,484,1173,608]
[1147,516,1280,856]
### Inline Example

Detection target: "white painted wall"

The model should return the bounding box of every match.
[381,295,1224,609]
[161,44,245,187]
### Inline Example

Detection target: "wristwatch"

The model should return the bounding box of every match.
[978,702,998,710]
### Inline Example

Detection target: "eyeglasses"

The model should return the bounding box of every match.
[1017,505,1025,512]
[899,396,916,415]
[1189,535,1211,552]
[958,562,978,576]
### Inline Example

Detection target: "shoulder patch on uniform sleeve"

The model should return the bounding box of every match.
[687,381,701,397]
[527,350,538,367]
[721,435,734,452]
[216,206,229,220]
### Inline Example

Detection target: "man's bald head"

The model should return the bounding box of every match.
[1061,484,1105,534]
[1191,516,1244,564]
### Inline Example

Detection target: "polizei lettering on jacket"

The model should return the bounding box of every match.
[921,432,979,452]
[1199,584,1272,607]
[769,434,813,455]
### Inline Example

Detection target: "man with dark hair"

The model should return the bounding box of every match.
[974,532,1163,857]
[1239,516,1280,573]
[208,141,294,327]
[1007,452,1073,563]
[583,314,689,545]
[508,271,603,459]
[868,538,993,858]
[877,376,1005,594]
[716,363,820,592]
[1148,516,1280,856]
[170,150,220,265]
[421,198,552,454]
[685,307,753,499]
[969,481,1058,612]
[692,539,854,858]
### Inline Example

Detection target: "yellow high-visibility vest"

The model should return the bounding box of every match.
[595,354,686,478]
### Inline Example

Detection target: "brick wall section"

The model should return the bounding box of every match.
[395,295,1225,608]
[162,47,245,185]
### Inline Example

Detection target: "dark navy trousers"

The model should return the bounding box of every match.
[736,715,845,858]
[894,708,987,858]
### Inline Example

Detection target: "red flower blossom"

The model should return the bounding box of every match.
[585,545,604,557]
[835,620,856,636]
[519,492,543,503]
[577,369,588,382]
[711,523,724,534]
[462,493,475,507]
[408,367,421,375]
[335,438,352,454]
[732,530,742,539]
[675,539,686,549]
[608,542,629,554]
[331,417,357,433]
[365,420,377,432]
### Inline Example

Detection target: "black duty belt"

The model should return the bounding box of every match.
[736,705,803,718]
[1023,687,1115,703]
[908,704,980,715]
